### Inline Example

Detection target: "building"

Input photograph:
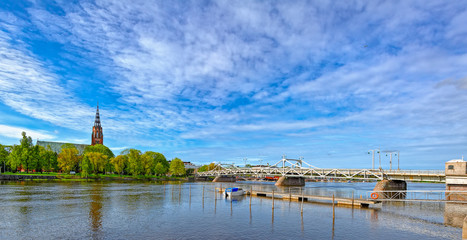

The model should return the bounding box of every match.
[91,104,103,145]
[36,141,89,155]
[36,104,102,153]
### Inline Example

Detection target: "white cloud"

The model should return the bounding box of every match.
[0,124,55,140]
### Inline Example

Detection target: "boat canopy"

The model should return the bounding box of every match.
[225,187,240,192]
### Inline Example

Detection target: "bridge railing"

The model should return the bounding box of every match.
[367,190,467,202]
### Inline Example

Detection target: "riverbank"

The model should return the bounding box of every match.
[0,172,191,182]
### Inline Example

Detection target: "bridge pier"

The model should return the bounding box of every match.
[445,159,467,201]
[275,176,305,186]
[212,175,236,183]
[373,179,407,199]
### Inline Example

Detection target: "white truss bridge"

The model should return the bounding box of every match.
[197,157,446,182]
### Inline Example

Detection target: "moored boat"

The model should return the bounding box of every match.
[225,187,244,197]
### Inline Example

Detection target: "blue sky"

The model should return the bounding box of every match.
[1,0,467,169]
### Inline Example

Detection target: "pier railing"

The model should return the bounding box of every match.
[367,190,467,203]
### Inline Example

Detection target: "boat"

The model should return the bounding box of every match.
[225,187,244,197]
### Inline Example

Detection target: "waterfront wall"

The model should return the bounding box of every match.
[0,174,57,180]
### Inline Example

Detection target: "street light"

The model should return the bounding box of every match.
[368,148,380,169]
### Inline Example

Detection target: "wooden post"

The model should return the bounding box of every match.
[202,185,205,208]
[189,185,191,206]
[352,191,354,209]
[249,186,252,209]
[289,187,291,202]
[332,194,335,219]
[214,186,217,213]
[301,191,304,214]
[272,190,275,210]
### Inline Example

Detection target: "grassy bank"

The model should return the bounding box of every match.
[0,172,189,181]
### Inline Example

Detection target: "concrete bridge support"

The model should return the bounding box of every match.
[275,176,305,186]
[445,159,467,201]
[373,179,407,199]
[212,175,236,183]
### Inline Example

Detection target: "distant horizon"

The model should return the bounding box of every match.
[1,1,467,169]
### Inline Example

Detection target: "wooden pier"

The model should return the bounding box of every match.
[217,188,377,208]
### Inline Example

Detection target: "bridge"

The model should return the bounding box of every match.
[197,156,446,183]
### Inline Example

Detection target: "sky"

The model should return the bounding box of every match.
[0,0,467,169]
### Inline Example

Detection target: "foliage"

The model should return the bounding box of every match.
[154,162,166,176]
[58,144,80,173]
[84,144,115,158]
[111,155,127,175]
[198,162,217,172]
[169,158,186,176]
[80,154,92,178]
[140,153,153,176]
[85,152,108,174]
[126,149,142,176]
[42,145,58,172]
[0,144,11,172]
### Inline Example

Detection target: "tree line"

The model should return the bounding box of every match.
[0,132,187,177]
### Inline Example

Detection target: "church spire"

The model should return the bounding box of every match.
[94,102,101,127]
[91,103,103,145]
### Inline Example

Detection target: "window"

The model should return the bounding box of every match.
[448,165,454,170]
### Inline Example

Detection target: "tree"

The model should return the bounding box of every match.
[111,155,127,175]
[140,153,153,176]
[80,154,92,178]
[0,144,10,173]
[7,145,21,172]
[84,144,115,158]
[85,152,107,174]
[169,158,186,176]
[198,162,217,172]
[125,149,142,176]
[154,162,167,176]
[58,145,80,173]
[42,145,58,172]
[17,132,34,172]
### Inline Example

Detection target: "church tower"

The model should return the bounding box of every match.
[91,103,103,145]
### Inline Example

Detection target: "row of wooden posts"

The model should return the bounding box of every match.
[166,183,344,220]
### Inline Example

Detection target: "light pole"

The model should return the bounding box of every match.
[368,148,380,169]
[383,151,399,170]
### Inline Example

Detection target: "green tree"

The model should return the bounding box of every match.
[125,149,142,176]
[7,145,21,172]
[42,145,58,172]
[143,151,169,175]
[84,144,115,158]
[140,153,153,176]
[58,144,80,173]
[154,162,167,176]
[80,154,92,178]
[85,152,107,174]
[0,144,10,173]
[111,155,127,175]
[169,158,186,176]
[19,132,34,172]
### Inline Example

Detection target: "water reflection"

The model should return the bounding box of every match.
[89,184,103,237]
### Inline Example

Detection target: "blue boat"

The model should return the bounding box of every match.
[224,187,244,197]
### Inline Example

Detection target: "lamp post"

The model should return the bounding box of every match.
[383,151,399,171]
[368,149,380,170]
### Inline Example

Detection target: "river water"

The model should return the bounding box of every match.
[0,180,462,239]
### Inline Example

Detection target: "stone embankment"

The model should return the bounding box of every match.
[0,174,57,180]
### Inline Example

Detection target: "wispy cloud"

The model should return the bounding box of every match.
[0,124,55,141]
[0,1,467,168]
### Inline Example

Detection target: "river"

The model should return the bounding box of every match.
[0,180,462,239]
